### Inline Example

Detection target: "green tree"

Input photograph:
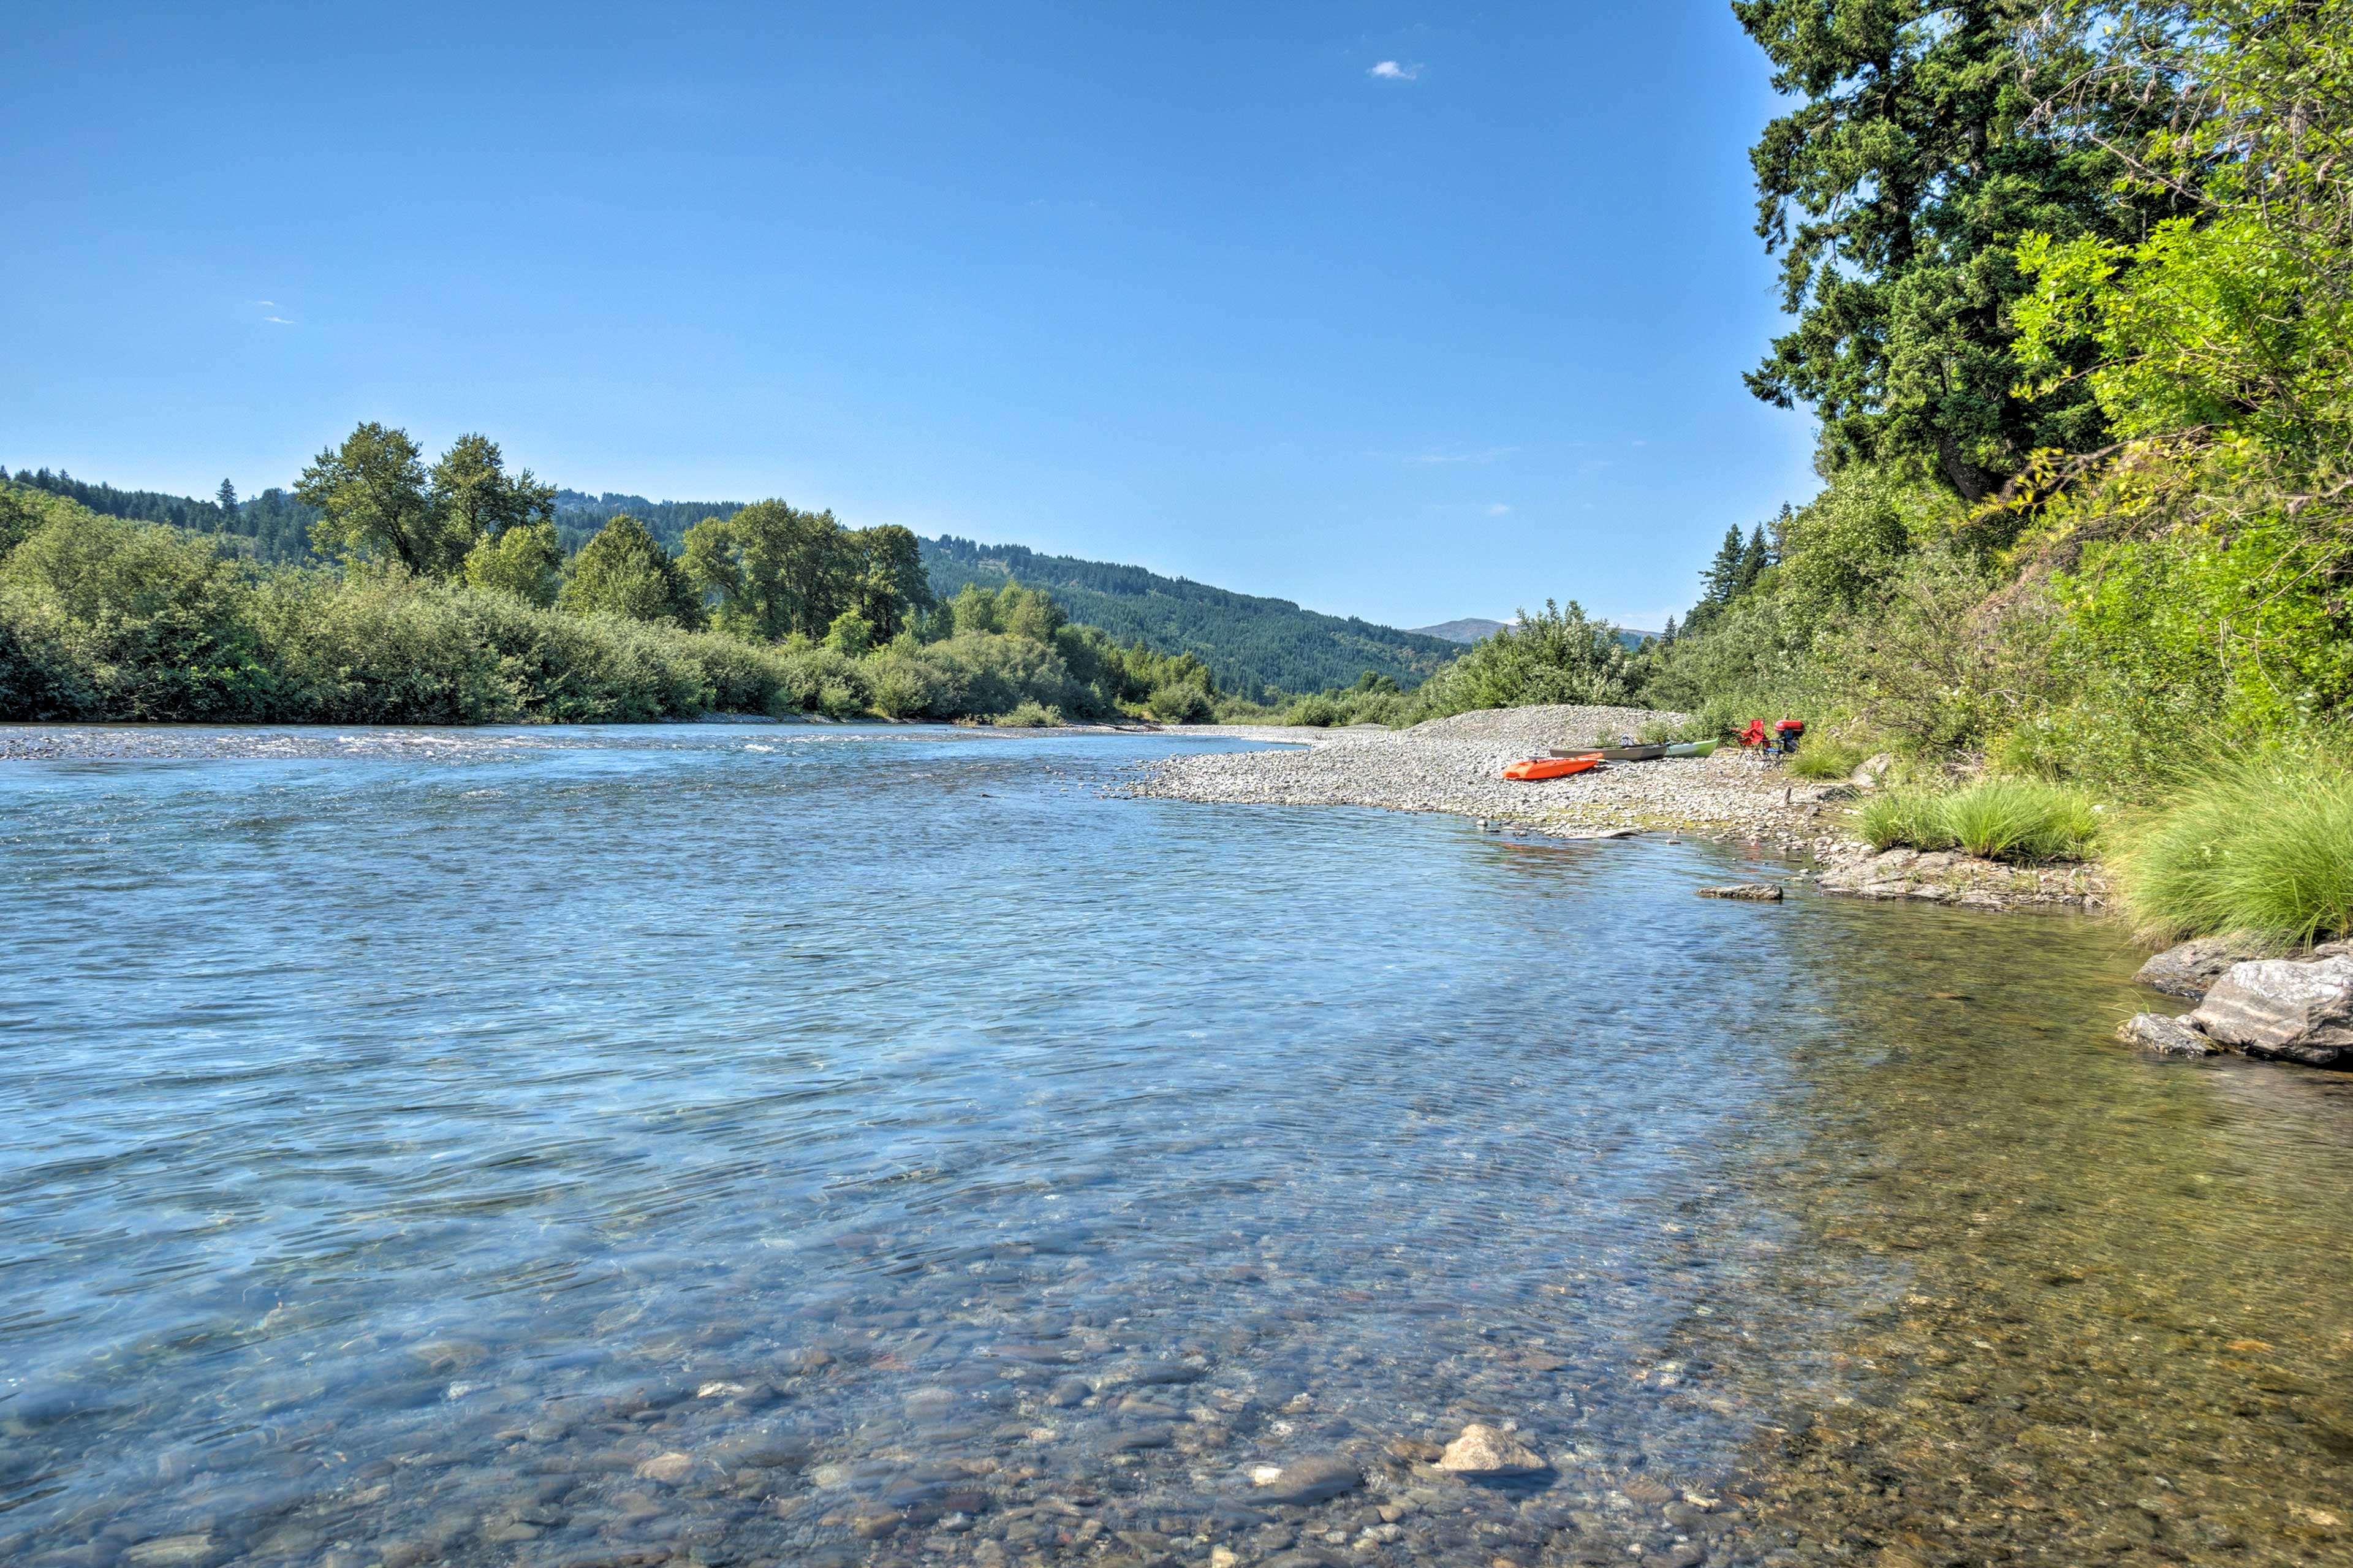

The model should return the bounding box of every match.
[462,520,564,607]
[1735,525,1772,594]
[430,433,556,551]
[847,524,931,641]
[216,479,238,517]
[297,423,464,574]
[559,515,704,628]
[1733,0,2158,498]
[680,500,852,641]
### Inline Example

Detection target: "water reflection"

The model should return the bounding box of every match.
[0,726,2345,1567]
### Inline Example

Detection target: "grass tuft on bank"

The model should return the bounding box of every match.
[1856,777,2100,864]
[2112,751,2353,946]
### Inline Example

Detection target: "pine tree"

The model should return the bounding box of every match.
[1661,613,1680,643]
[1699,526,1746,607]
[216,479,238,517]
[1735,525,1770,594]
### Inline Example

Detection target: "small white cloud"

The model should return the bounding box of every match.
[1403,445,1517,466]
[1632,439,1648,447]
[1368,59,1419,80]
[1486,503,1510,517]
[262,316,296,325]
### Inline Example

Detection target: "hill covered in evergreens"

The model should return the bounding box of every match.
[922,536,1460,699]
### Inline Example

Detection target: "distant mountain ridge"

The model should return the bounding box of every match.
[1415,613,1660,651]
[1409,617,1510,644]
[923,537,1461,697]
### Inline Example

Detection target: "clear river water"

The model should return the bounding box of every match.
[3,724,2351,1568]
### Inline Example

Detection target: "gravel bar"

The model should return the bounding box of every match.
[1132,705,1849,850]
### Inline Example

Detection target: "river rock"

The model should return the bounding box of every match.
[1697,883,1783,902]
[2134,934,2281,998]
[2188,956,2353,1066]
[2116,1012,2218,1057]
[634,1450,695,1484]
[1436,1423,1549,1476]
[1252,1453,1362,1504]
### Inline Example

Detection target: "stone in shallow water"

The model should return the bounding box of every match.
[1696,883,1783,902]
[1436,1423,1549,1476]
[1252,1453,1362,1504]
[634,1450,695,1484]
[2116,1013,2218,1057]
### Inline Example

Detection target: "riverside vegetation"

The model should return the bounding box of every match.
[0,434,1230,729]
[1414,1,2353,953]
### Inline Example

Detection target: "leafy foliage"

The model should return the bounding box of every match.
[1414,600,1635,718]
[558,515,706,629]
[1733,0,2169,499]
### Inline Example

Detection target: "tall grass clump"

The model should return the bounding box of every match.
[1787,736,1870,781]
[1855,789,1956,853]
[1855,777,2099,863]
[2114,752,2353,945]
[1941,778,2098,861]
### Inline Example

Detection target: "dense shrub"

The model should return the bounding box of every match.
[1415,600,1634,718]
[991,700,1062,728]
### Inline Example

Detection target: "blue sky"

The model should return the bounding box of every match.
[2,2,1815,632]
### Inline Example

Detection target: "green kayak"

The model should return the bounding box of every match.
[1663,740,1719,757]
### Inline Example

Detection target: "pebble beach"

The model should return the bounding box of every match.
[1130,706,1847,851]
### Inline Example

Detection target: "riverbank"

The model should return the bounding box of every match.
[1131,705,1860,852]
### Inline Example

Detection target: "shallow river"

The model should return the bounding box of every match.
[3,725,2350,1568]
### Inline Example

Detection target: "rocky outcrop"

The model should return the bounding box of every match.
[2186,956,2353,1067]
[1817,844,2110,911]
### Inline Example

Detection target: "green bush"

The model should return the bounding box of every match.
[1855,777,2099,863]
[1415,599,1635,718]
[992,700,1062,727]
[1148,682,1214,723]
[1289,694,1341,727]
[2114,751,2353,945]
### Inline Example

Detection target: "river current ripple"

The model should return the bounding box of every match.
[2,725,2349,1568]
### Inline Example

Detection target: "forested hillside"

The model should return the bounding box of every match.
[10,467,319,564]
[548,490,743,554]
[923,536,1460,699]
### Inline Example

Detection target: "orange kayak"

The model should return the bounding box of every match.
[1502,754,1601,781]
